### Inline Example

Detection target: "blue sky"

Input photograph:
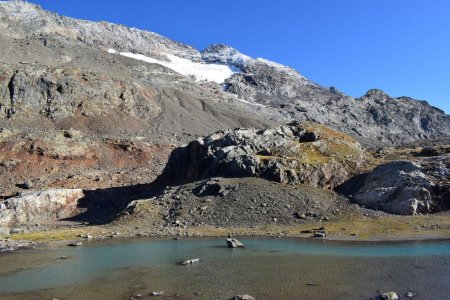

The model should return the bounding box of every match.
[30,0,450,113]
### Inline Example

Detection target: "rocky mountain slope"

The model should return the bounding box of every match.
[0,1,449,147]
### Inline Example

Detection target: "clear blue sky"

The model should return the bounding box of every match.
[30,0,450,114]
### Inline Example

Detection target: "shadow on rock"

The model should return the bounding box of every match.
[334,172,369,197]
[63,183,165,225]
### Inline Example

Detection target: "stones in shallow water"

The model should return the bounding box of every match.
[226,238,245,248]
[179,258,199,265]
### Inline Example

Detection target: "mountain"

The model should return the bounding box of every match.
[0,1,449,148]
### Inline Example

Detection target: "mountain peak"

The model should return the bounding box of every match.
[201,44,251,69]
[360,89,391,102]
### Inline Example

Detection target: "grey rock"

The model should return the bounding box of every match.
[0,239,36,252]
[226,238,245,248]
[379,291,399,300]
[312,231,326,238]
[354,159,450,215]
[229,295,256,300]
[68,242,83,247]
[158,123,366,189]
[23,180,33,189]
[9,227,24,234]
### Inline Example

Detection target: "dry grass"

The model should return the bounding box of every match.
[4,226,104,242]
[3,213,449,243]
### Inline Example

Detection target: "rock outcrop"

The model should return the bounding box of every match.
[354,157,450,215]
[158,122,367,189]
[0,189,84,226]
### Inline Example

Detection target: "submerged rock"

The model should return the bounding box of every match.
[179,258,200,265]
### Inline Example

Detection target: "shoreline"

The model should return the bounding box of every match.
[2,214,450,252]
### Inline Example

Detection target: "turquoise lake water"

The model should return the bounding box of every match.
[0,238,449,299]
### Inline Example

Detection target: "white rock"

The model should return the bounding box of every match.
[0,189,84,226]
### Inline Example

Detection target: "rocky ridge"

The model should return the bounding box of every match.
[158,122,367,189]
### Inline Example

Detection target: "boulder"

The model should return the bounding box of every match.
[312,231,326,238]
[354,161,440,215]
[226,238,245,248]
[0,189,84,226]
[379,291,399,300]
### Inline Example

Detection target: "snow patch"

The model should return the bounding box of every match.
[108,49,239,83]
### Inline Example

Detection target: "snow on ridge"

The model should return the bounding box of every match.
[108,49,238,83]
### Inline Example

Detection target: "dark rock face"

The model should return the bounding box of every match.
[354,157,450,215]
[158,122,367,189]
